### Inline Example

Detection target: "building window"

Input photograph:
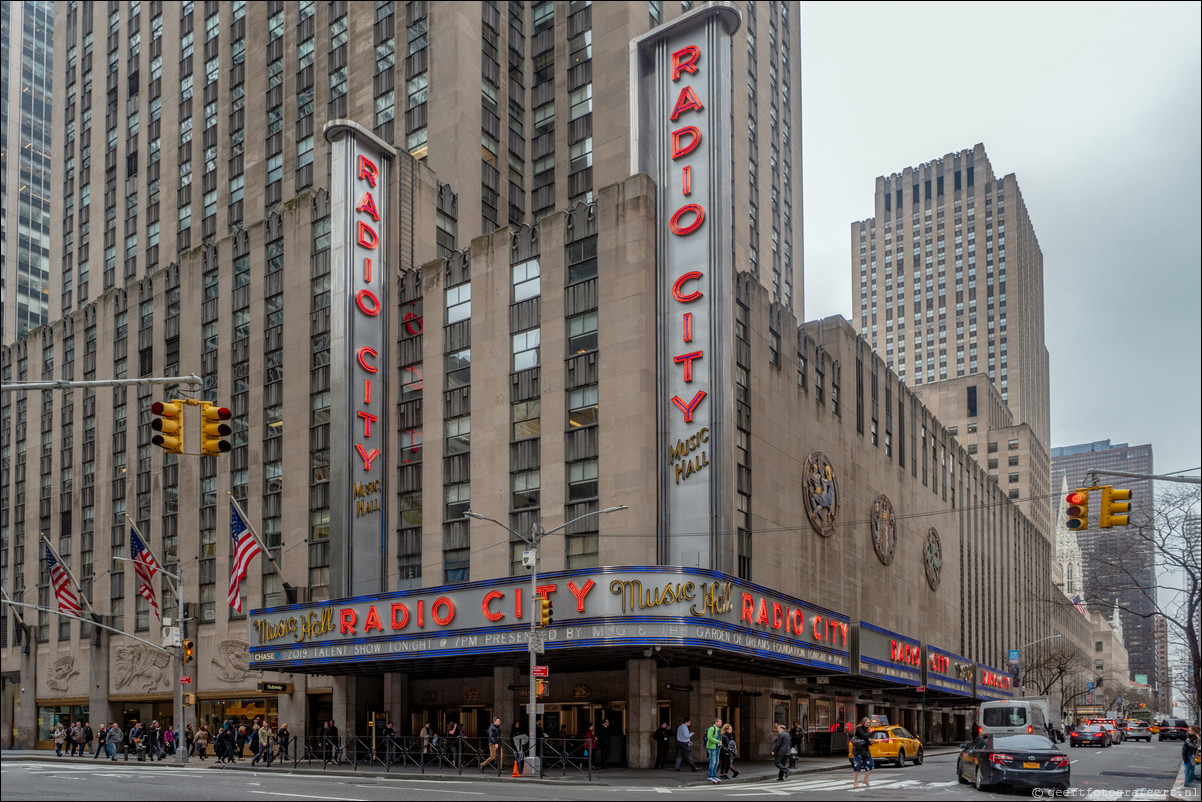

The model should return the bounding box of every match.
[445,482,470,522]
[445,416,470,455]
[445,349,471,389]
[512,328,540,371]
[567,236,597,284]
[512,259,541,301]
[511,470,540,510]
[567,312,598,355]
[446,283,471,323]
[512,400,540,441]
[567,459,598,501]
[568,385,598,429]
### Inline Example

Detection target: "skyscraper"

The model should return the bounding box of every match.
[0,0,55,340]
[1051,439,1157,702]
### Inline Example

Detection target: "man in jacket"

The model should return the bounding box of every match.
[674,718,698,771]
[772,723,792,781]
[652,722,673,769]
[93,724,108,759]
[480,717,502,772]
[105,722,123,761]
[83,721,94,757]
[705,718,724,783]
[145,720,162,761]
[127,722,144,761]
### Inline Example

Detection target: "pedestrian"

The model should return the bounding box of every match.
[83,721,94,756]
[653,721,672,769]
[535,716,544,758]
[236,725,249,758]
[480,717,502,772]
[93,723,108,759]
[851,717,875,788]
[1183,725,1200,787]
[674,717,698,771]
[789,722,802,767]
[597,718,611,769]
[719,723,740,779]
[146,720,162,761]
[249,723,261,761]
[583,723,597,764]
[185,724,195,756]
[194,725,210,761]
[105,722,122,761]
[252,721,275,766]
[510,719,527,770]
[446,720,464,767]
[328,720,340,763]
[277,723,291,763]
[705,717,723,783]
[53,723,67,756]
[128,721,144,761]
[164,723,176,756]
[772,723,792,781]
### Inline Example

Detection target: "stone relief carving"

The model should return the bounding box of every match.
[113,644,172,692]
[211,639,251,683]
[46,654,80,692]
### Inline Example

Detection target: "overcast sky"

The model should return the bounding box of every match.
[800,1,1202,480]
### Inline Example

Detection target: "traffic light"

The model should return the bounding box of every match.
[535,679,549,698]
[151,400,185,454]
[182,638,195,663]
[1099,486,1131,528]
[1065,490,1090,531]
[537,598,553,628]
[183,693,195,706]
[199,402,232,456]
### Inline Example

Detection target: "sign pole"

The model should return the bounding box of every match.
[527,522,540,775]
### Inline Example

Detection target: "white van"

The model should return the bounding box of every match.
[975,700,1052,739]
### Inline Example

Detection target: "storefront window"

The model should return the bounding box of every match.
[197,697,278,733]
[38,705,89,742]
[773,700,789,727]
[815,700,830,731]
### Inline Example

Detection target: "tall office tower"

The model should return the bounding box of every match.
[851,144,1052,536]
[1051,439,1157,701]
[0,0,55,340]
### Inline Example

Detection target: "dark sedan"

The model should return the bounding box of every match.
[956,733,1071,792]
[1158,719,1189,741]
[1069,724,1112,748]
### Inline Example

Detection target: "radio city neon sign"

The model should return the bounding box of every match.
[352,154,383,479]
[890,639,921,668]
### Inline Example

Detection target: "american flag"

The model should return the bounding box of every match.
[228,500,262,612]
[45,545,81,617]
[129,526,161,621]
[1072,595,1087,616]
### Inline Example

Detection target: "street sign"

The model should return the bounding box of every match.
[916,686,926,693]
[180,676,192,684]
[1009,649,1020,661]
[528,637,545,654]
[1086,682,1094,691]
[532,666,549,678]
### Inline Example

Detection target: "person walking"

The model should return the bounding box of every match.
[596,718,611,769]
[71,721,86,756]
[105,722,122,761]
[719,723,740,779]
[163,723,176,756]
[194,725,210,761]
[252,721,275,766]
[480,717,502,772]
[1183,725,1200,787]
[446,720,464,768]
[788,723,802,768]
[772,723,792,781]
[851,717,875,788]
[510,719,527,771]
[145,720,162,761]
[185,724,195,757]
[128,721,144,761]
[277,723,291,763]
[83,721,94,757]
[705,717,723,783]
[674,718,698,771]
[53,723,67,756]
[93,723,108,759]
[653,721,672,769]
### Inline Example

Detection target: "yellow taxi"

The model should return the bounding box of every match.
[847,724,925,768]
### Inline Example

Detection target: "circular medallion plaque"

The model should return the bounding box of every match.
[802,451,839,537]
[870,494,896,565]
[924,527,943,589]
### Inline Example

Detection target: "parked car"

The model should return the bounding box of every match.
[956,733,1070,792]
[1069,724,1112,748]
[1122,720,1152,742]
[846,724,924,767]
[1158,719,1189,741]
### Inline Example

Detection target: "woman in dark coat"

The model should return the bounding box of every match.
[851,717,875,788]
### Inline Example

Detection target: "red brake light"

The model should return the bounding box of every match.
[1027,725,1034,734]
[1049,755,1069,767]
[1095,733,1104,738]
[990,753,1012,764]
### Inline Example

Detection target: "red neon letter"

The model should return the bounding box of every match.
[682,312,693,342]
[567,579,595,613]
[791,608,805,635]
[358,155,379,187]
[357,346,379,373]
[363,257,373,284]
[390,602,410,629]
[671,45,700,81]
[417,599,424,628]
[812,614,824,641]
[671,390,706,423]
[340,608,357,634]
[356,191,380,222]
[431,597,455,626]
[482,591,504,622]
[355,443,380,471]
[670,85,704,120]
[357,221,379,249]
[535,584,558,599]
[673,350,704,382]
[682,165,692,195]
[364,379,372,405]
[357,411,378,438]
[671,126,702,159]
[669,204,706,236]
[356,288,381,316]
[514,587,523,620]
[772,602,784,630]
[672,271,704,302]
[403,312,423,336]
[741,593,754,624]
[363,605,384,633]
[756,598,769,626]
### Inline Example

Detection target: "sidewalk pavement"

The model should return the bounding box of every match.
[1168,760,1201,802]
[0,745,965,787]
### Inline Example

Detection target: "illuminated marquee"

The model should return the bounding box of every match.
[857,621,922,685]
[976,662,1016,699]
[324,121,394,596]
[635,5,740,568]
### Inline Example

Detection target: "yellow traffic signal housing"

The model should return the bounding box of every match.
[1099,486,1131,528]
[150,400,185,454]
[535,679,549,698]
[199,402,233,456]
[1065,490,1089,531]
[182,638,195,663]
[537,598,553,628]
[183,693,195,706]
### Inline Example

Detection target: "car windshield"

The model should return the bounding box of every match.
[1077,725,1102,733]
[992,734,1056,751]
[982,707,1028,727]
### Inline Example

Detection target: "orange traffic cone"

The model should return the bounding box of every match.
[510,760,521,778]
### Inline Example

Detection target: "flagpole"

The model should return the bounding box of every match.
[126,515,180,598]
[227,492,297,602]
[41,534,97,617]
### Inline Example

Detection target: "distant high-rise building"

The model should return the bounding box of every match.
[851,145,1052,538]
[1,0,55,340]
[1051,439,1157,703]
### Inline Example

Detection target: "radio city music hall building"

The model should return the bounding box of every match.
[1,4,1055,759]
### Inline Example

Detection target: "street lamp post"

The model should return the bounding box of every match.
[465,505,627,775]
